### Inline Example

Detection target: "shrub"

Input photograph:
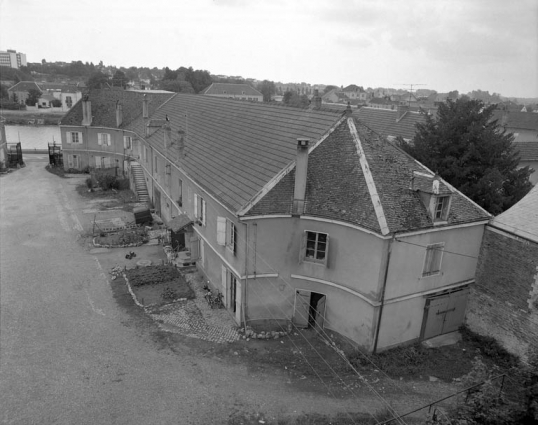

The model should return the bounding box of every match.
[85,177,93,189]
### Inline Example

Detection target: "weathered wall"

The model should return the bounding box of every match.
[466,227,538,361]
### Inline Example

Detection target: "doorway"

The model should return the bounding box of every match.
[421,286,469,340]
[294,290,326,331]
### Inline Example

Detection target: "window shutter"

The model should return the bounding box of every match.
[94,156,100,168]
[104,157,111,168]
[217,217,226,245]
[67,154,73,169]
[66,132,72,144]
[97,133,102,145]
[423,247,434,275]
[201,199,206,226]
[299,232,307,263]
[124,136,128,149]
[190,236,199,260]
[194,194,198,221]
[221,265,228,306]
[323,235,330,267]
[107,135,111,146]
[73,155,79,169]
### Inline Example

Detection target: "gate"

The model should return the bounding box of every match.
[421,286,469,340]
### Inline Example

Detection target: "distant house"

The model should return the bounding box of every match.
[492,110,538,142]
[7,81,82,110]
[354,106,427,142]
[342,85,369,101]
[467,185,538,362]
[366,97,400,110]
[513,142,538,185]
[7,81,42,105]
[201,83,263,102]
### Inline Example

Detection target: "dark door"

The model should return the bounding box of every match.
[171,231,185,251]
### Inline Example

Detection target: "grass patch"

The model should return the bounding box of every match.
[348,326,521,383]
[45,164,67,178]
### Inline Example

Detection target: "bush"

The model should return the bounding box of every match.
[0,100,25,110]
[85,177,93,189]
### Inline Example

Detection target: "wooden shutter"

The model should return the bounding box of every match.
[67,154,73,168]
[194,194,198,221]
[107,134,111,146]
[323,235,330,267]
[221,265,228,305]
[104,157,111,168]
[217,217,226,245]
[124,136,129,149]
[201,199,206,226]
[97,133,103,145]
[423,246,434,275]
[190,236,199,260]
[66,132,72,144]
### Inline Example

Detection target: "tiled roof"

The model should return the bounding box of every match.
[130,94,342,212]
[247,118,490,235]
[491,184,538,243]
[201,83,262,97]
[492,111,538,131]
[8,81,41,92]
[514,141,538,161]
[354,107,426,140]
[59,89,174,128]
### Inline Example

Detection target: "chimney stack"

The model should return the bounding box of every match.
[163,123,172,151]
[396,105,409,122]
[293,138,310,215]
[142,94,149,119]
[345,102,353,117]
[81,95,92,126]
[312,89,322,109]
[116,101,123,127]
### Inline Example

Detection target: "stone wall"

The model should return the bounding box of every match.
[466,226,538,362]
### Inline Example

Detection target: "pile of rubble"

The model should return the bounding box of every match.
[237,325,293,341]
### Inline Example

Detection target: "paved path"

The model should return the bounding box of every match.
[1,157,391,425]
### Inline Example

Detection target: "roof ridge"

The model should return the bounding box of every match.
[347,117,390,235]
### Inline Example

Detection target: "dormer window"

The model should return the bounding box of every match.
[434,196,450,220]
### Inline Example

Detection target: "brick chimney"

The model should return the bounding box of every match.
[81,95,92,126]
[311,89,322,109]
[345,102,353,117]
[396,105,409,122]
[142,94,149,119]
[163,122,172,151]
[293,138,309,215]
[116,101,123,127]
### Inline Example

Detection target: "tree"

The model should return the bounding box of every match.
[257,80,276,102]
[87,71,110,90]
[282,90,309,108]
[160,80,195,93]
[447,90,459,100]
[402,98,533,214]
[26,88,42,106]
[112,70,127,88]
[0,84,9,99]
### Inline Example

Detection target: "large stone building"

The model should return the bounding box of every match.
[60,88,490,351]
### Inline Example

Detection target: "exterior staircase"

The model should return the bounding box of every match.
[130,162,150,204]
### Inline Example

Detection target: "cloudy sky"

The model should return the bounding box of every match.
[1,0,537,97]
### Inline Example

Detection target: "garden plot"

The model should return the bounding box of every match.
[125,265,195,308]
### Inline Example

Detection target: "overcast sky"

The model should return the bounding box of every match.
[1,0,537,98]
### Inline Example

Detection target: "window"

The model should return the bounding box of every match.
[98,133,111,146]
[194,194,206,226]
[422,243,445,277]
[67,131,82,144]
[177,179,183,207]
[302,231,329,265]
[66,96,73,108]
[217,217,237,254]
[123,136,132,149]
[434,196,450,220]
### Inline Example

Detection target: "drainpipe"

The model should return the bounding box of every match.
[242,221,248,327]
[373,233,395,354]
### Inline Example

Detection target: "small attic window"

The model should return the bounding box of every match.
[433,196,451,221]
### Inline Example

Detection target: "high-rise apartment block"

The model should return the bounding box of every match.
[0,49,27,69]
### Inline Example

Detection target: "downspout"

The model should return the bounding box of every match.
[373,233,395,354]
[242,221,248,327]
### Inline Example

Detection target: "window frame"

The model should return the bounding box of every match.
[433,195,450,221]
[422,242,445,277]
[226,219,237,255]
[123,135,132,150]
[194,194,206,226]
[301,230,329,266]
[97,132,111,146]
